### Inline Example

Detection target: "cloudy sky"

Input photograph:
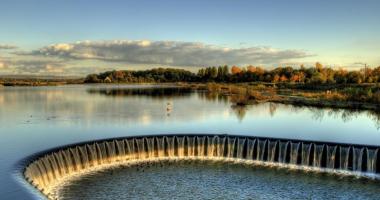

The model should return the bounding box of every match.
[0,0,379,76]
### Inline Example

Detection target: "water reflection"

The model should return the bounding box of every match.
[87,87,193,99]
[84,86,380,128]
[0,85,380,141]
[230,105,247,122]
[288,105,380,129]
[86,87,195,118]
[3,85,380,199]
[197,91,229,104]
[269,103,277,117]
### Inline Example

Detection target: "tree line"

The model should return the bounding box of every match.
[85,68,197,83]
[85,63,380,85]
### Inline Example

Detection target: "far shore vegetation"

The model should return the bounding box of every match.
[2,62,380,111]
[82,63,380,110]
[0,76,83,86]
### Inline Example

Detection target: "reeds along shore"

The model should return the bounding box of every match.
[193,83,380,111]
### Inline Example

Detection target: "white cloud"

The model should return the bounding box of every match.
[0,57,65,74]
[14,60,65,74]
[1,39,318,76]
[0,57,10,70]
[23,40,313,67]
[0,62,7,69]
[0,44,17,50]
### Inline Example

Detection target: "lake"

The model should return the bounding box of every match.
[1,85,380,199]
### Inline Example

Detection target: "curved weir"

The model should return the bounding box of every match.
[24,134,380,199]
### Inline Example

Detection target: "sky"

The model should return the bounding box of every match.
[0,0,379,76]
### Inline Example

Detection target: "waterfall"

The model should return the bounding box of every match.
[313,145,323,168]
[279,141,287,163]
[246,139,256,160]
[353,147,361,171]
[326,145,336,169]
[24,135,380,199]
[290,142,300,165]
[366,149,376,173]
[268,140,278,162]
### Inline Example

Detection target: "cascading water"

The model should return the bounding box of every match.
[24,134,380,199]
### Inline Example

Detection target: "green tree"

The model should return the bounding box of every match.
[210,67,218,79]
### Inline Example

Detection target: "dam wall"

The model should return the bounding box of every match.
[24,134,380,198]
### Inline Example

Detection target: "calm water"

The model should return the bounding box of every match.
[1,85,380,199]
[58,160,380,200]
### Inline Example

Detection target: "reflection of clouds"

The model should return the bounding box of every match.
[1,86,380,130]
[0,94,4,105]
[139,113,152,125]
[0,86,235,126]
[45,90,65,101]
[222,110,230,119]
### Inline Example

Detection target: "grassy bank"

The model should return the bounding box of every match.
[183,83,380,111]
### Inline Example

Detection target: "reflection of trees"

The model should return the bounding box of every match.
[229,102,275,121]
[307,106,359,123]
[218,93,229,104]
[305,106,380,129]
[197,92,228,103]
[229,94,248,105]
[309,107,325,122]
[89,86,380,127]
[231,105,247,122]
[87,87,193,99]
[326,109,357,123]
[288,105,303,114]
[269,103,277,117]
[228,100,380,128]
[367,111,380,129]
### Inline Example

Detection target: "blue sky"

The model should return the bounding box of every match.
[0,0,379,75]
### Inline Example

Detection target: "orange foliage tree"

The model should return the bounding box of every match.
[231,66,242,75]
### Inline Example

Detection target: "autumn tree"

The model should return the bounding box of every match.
[85,63,380,84]
[347,71,363,84]
[231,66,242,75]
[272,74,280,83]
[113,70,126,82]
[280,75,288,82]
[290,71,305,83]
[316,62,323,72]
[334,68,348,84]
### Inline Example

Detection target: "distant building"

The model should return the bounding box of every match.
[104,77,112,83]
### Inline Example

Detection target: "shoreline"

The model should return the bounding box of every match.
[273,96,380,110]
[2,81,380,111]
[0,80,83,87]
[183,83,380,111]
